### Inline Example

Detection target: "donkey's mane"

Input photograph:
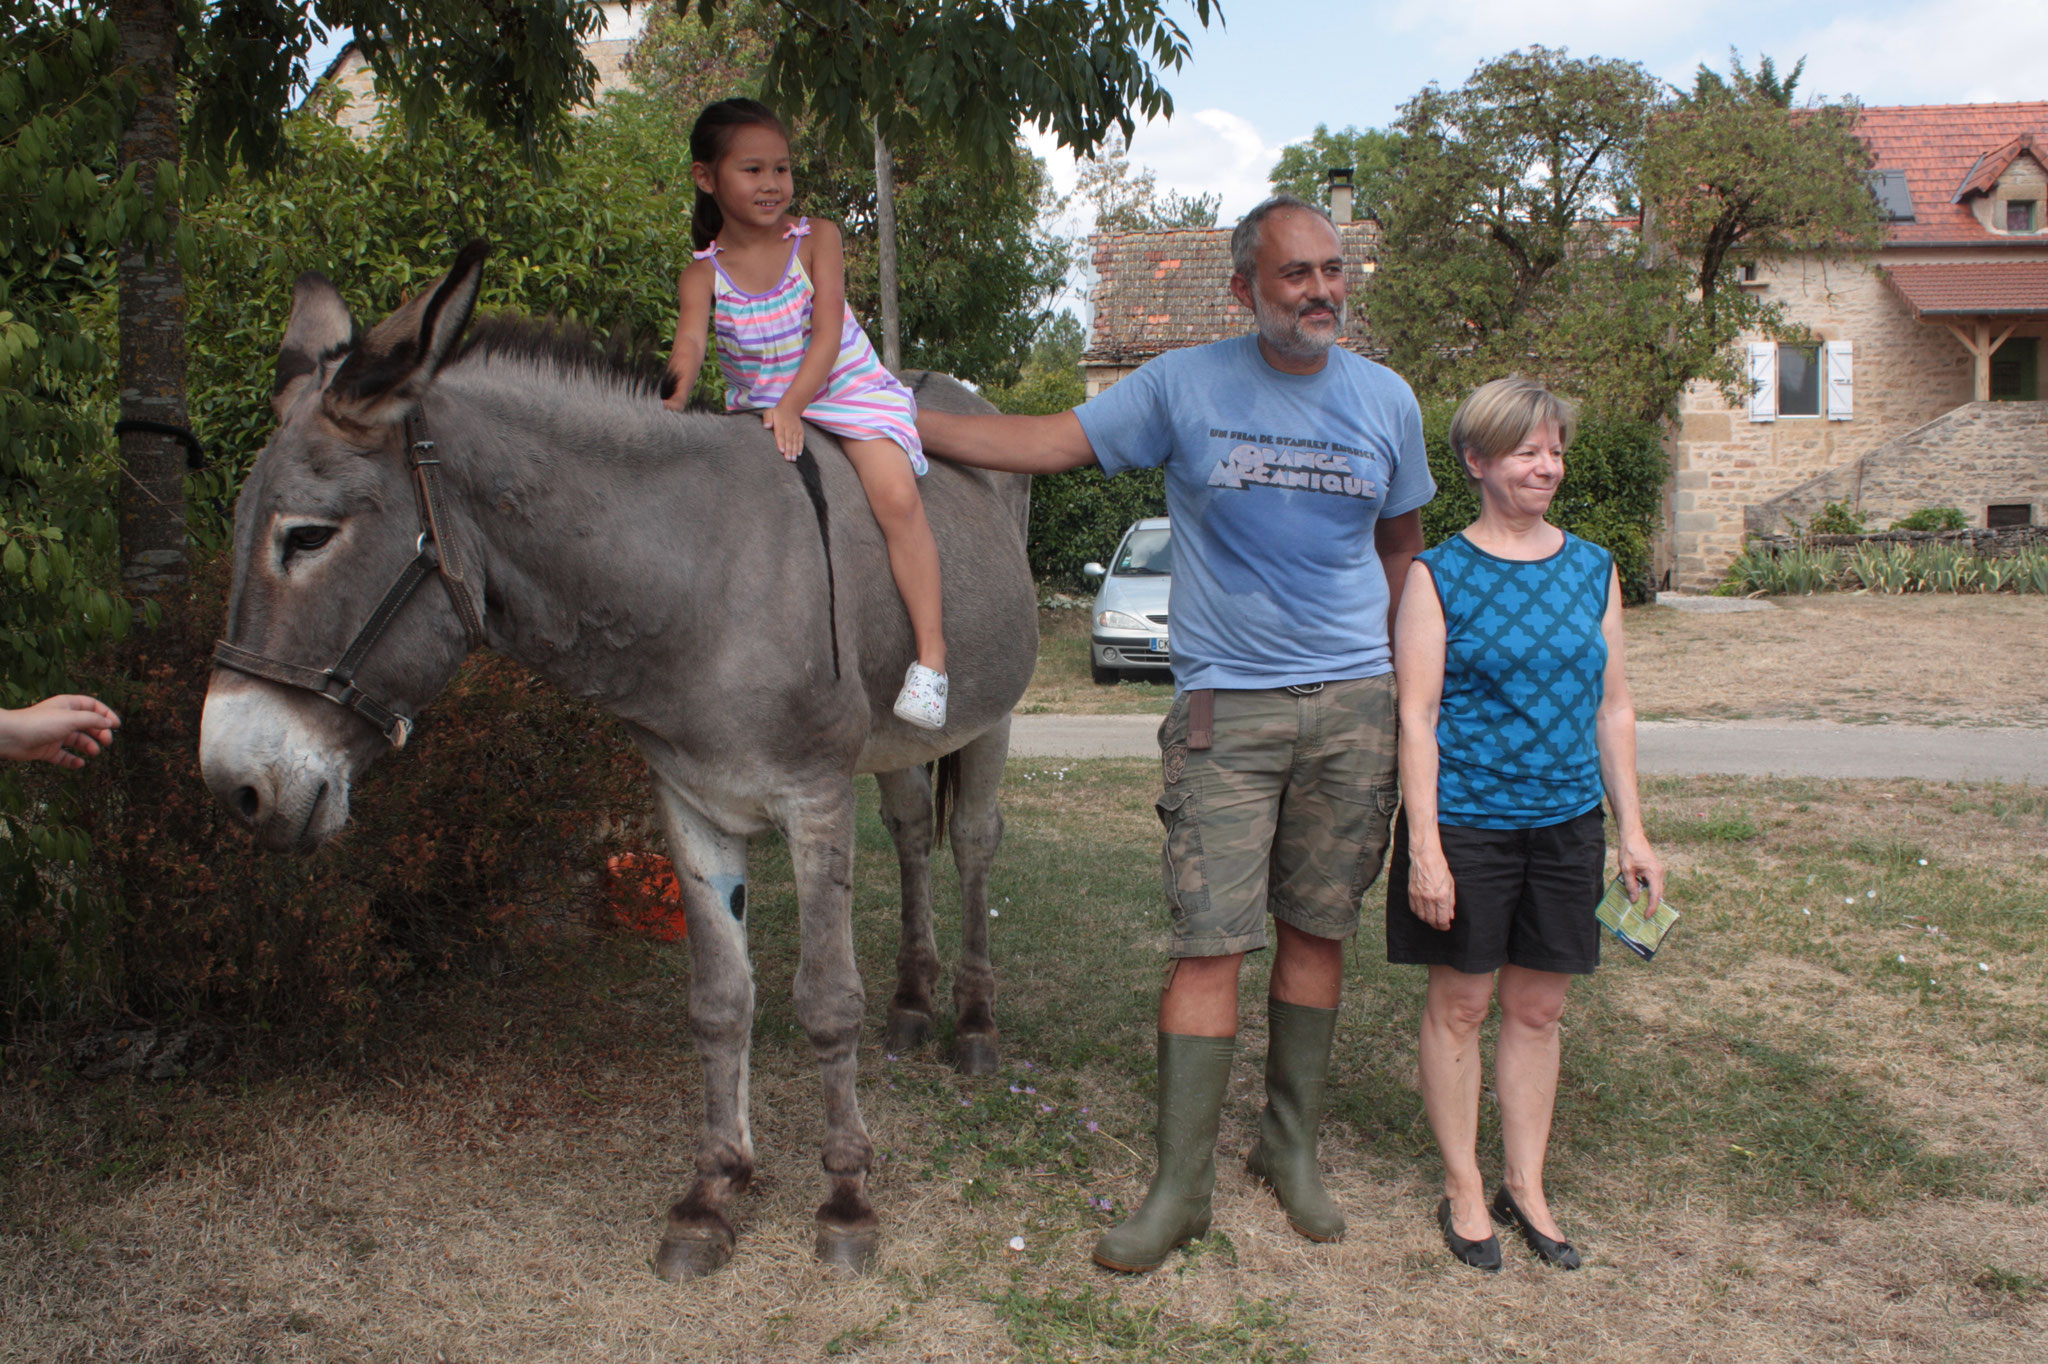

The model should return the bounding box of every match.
[456,314,702,404]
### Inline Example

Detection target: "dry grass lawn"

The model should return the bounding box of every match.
[1027,594,2048,727]
[4,768,2045,1361]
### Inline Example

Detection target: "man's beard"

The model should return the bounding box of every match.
[1252,287,1347,361]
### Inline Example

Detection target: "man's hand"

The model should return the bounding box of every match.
[0,695,121,769]
[765,402,805,460]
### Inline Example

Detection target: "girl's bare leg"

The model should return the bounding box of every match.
[841,437,946,673]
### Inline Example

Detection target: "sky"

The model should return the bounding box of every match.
[1023,0,2048,221]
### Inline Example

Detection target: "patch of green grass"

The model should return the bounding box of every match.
[1971,1265,2044,1300]
[991,1288,1309,1364]
[1649,807,1761,844]
[822,1307,900,1355]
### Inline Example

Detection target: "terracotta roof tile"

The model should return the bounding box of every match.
[1882,261,2048,316]
[1082,222,1382,366]
[1858,103,2048,246]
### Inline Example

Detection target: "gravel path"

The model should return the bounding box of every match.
[1006,714,2048,783]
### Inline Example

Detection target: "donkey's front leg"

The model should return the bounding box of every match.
[650,786,756,1282]
[778,783,879,1273]
[874,766,939,1053]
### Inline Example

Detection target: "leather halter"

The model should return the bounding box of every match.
[211,412,486,749]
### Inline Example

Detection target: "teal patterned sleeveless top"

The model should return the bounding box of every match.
[1420,530,1613,829]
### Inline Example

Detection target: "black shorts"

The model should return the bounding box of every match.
[1385,807,1606,975]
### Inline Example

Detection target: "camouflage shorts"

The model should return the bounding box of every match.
[1154,675,1400,958]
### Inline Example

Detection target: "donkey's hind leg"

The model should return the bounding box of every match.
[948,717,1010,1076]
[649,787,756,1282]
[875,766,939,1053]
[776,783,880,1273]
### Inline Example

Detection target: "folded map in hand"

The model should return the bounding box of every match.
[1595,876,1680,961]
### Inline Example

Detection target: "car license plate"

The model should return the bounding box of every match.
[1150,635,1170,654]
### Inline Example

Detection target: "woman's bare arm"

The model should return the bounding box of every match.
[1594,564,1665,908]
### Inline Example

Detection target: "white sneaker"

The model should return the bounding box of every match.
[892,663,948,730]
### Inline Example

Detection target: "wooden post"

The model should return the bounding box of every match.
[1942,317,2020,402]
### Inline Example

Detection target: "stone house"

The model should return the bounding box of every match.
[316,3,647,137]
[1080,176,1381,397]
[1665,102,2048,589]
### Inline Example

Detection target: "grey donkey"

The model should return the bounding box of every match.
[198,244,1038,1279]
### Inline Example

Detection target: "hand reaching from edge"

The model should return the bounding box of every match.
[0,695,121,769]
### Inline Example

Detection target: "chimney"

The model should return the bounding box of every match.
[1327,167,1354,224]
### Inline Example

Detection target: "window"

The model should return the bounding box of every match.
[1738,261,1761,284]
[1777,343,1821,416]
[1990,337,2039,401]
[1747,340,1852,422]
[1987,504,2034,529]
[2007,199,2039,233]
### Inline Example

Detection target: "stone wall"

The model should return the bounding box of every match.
[1664,257,2003,589]
[1746,400,2048,534]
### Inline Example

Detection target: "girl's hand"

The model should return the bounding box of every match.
[765,402,805,460]
[1407,843,1458,930]
[1617,834,1665,914]
[661,370,690,412]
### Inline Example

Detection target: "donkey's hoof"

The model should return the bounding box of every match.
[815,1222,881,1275]
[884,1009,934,1053]
[654,1225,734,1281]
[953,1033,1001,1076]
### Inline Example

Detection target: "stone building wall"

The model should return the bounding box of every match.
[1665,256,2048,589]
[1746,400,2048,534]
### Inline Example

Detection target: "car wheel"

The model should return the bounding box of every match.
[1091,658,1121,686]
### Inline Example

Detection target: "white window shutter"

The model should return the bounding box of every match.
[1747,341,1777,422]
[1825,339,1853,420]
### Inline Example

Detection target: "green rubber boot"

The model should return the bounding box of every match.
[1244,998,1345,1242]
[1092,1032,1235,1273]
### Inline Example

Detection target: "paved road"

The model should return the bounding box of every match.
[1007,713,2048,783]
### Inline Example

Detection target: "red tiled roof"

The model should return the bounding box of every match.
[1082,221,1381,366]
[1882,261,2048,317]
[1858,103,2048,246]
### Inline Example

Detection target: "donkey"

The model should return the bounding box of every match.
[197,244,1038,1279]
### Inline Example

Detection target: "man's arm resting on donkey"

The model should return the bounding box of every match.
[916,408,1098,475]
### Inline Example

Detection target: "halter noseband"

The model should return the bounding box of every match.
[211,413,486,748]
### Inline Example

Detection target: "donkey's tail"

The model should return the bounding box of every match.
[930,750,960,848]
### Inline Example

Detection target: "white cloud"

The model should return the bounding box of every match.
[1025,107,1287,229]
[1789,1,2048,105]
[1384,0,1717,62]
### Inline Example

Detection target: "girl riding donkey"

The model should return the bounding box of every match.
[664,98,950,729]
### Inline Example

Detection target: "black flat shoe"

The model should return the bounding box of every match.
[1491,1187,1581,1269]
[1436,1197,1502,1272]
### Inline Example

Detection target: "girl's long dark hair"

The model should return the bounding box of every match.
[689,98,790,251]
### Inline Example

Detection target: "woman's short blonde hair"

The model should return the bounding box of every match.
[1448,377,1577,482]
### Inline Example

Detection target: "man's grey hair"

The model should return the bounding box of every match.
[1230,194,1339,280]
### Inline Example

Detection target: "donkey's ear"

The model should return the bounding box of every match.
[273,272,356,417]
[324,241,490,429]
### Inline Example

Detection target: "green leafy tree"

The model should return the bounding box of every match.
[92,0,615,592]
[1268,123,1401,218]
[1369,46,1663,405]
[1639,50,1884,341]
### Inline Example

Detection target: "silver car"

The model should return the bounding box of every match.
[1082,517,1172,684]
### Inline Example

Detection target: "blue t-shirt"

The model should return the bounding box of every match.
[1075,336,1435,690]
[1421,530,1613,829]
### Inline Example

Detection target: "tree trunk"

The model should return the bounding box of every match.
[873,127,901,371]
[112,0,189,593]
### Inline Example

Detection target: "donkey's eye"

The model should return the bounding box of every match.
[283,524,336,556]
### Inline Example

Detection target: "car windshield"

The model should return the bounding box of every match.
[1114,528,1172,577]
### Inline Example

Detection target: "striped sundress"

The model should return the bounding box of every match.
[697,218,927,475]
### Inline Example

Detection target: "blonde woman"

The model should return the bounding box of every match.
[1390,378,1663,1272]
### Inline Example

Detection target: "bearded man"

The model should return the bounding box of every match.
[915,194,1434,1271]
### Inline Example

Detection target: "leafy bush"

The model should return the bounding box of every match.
[1847,544,1913,594]
[1721,545,1841,596]
[1890,506,1969,533]
[1420,399,1666,600]
[1800,502,1868,536]
[2,554,650,1033]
